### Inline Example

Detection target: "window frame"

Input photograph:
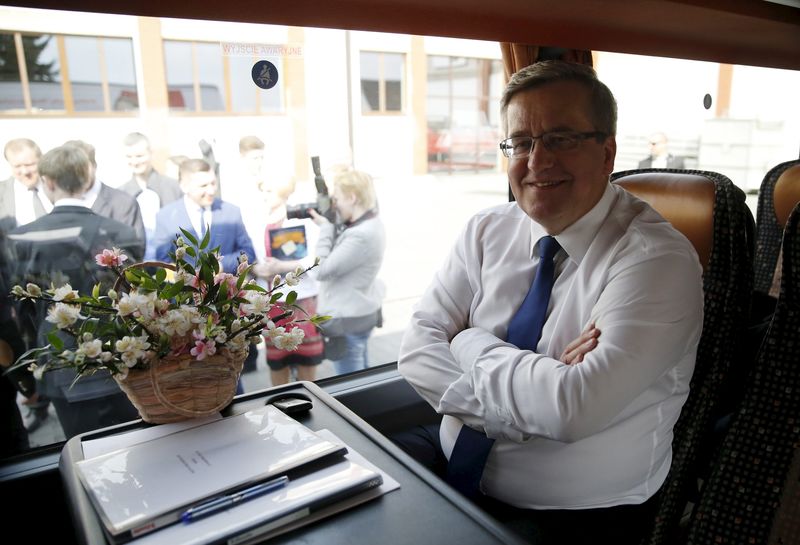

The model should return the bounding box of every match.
[0,31,138,117]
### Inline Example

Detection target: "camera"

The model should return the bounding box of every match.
[285,156,335,221]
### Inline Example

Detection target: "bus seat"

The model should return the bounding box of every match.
[754,159,800,294]
[610,168,754,545]
[613,170,715,271]
[686,202,800,544]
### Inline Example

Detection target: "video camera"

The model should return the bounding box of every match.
[286,156,336,221]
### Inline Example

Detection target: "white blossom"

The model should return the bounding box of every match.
[77,339,103,359]
[52,284,79,301]
[45,303,82,328]
[25,283,42,297]
[284,272,299,287]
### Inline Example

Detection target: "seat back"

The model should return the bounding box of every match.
[687,202,800,544]
[610,168,754,545]
[754,159,800,294]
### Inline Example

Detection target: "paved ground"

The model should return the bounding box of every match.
[17,176,761,448]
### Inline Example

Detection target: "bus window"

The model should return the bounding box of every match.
[0,5,798,458]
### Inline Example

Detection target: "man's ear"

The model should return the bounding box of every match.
[602,136,617,176]
[42,176,56,191]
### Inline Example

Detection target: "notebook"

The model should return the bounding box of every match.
[75,405,347,543]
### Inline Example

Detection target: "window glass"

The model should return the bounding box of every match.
[229,55,257,112]
[0,32,25,111]
[383,53,403,111]
[25,34,63,111]
[2,7,797,461]
[104,37,138,111]
[195,42,225,111]
[360,51,380,112]
[164,40,194,111]
[257,57,282,113]
[65,36,104,112]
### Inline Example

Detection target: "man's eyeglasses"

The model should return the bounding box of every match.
[499,131,607,159]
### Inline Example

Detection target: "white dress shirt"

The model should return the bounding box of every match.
[184,196,212,237]
[398,183,704,510]
[13,178,53,226]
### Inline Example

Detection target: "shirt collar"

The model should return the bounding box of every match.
[13,178,42,193]
[528,182,617,264]
[54,198,91,209]
[183,195,210,214]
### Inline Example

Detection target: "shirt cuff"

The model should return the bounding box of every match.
[450,327,508,372]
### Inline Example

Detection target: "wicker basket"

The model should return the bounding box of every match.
[115,347,247,423]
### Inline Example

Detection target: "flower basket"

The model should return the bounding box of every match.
[114,346,248,424]
[9,233,328,427]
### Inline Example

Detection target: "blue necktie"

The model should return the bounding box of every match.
[446,235,561,500]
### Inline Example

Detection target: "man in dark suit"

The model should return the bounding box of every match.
[118,132,182,259]
[64,140,145,244]
[151,158,255,274]
[638,132,686,169]
[8,145,144,439]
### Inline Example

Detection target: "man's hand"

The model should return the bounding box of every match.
[560,323,600,365]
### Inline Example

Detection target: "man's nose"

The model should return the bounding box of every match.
[527,141,555,170]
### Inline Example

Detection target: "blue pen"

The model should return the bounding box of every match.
[181,475,290,523]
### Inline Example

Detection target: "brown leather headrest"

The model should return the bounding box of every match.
[614,173,715,271]
[774,164,800,228]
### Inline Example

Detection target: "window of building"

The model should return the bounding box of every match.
[164,40,283,114]
[0,32,137,114]
[426,55,503,173]
[360,51,405,113]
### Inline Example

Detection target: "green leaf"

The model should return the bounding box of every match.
[242,283,267,293]
[200,227,210,249]
[47,331,64,351]
[180,228,198,247]
[270,292,283,303]
[92,283,100,299]
[160,281,184,300]
[286,291,297,305]
[185,246,197,258]
[155,268,167,284]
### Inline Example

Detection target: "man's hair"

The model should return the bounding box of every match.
[239,135,265,154]
[63,139,96,167]
[179,158,212,181]
[4,138,42,160]
[123,132,149,148]
[334,169,377,210]
[500,60,617,136]
[38,146,90,195]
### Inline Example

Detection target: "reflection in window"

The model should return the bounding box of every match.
[0,32,137,114]
[164,40,195,111]
[65,36,104,112]
[360,51,405,113]
[25,34,62,111]
[0,32,26,111]
[104,38,138,111]
[426,55,502,173]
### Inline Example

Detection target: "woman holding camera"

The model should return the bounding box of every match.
[309,169,386,376]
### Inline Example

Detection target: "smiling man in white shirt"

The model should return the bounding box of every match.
[397,60,703,545]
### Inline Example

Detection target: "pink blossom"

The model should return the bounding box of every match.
[95,248,128,268]
[190,339,217,360]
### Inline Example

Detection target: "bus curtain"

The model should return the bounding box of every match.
[500,43,594,80]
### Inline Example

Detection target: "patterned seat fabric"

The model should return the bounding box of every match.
[610,168,754,545]
[687,202,800,545]
[754,159,800,294]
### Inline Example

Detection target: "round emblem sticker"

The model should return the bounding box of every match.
[252,60,279,90]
